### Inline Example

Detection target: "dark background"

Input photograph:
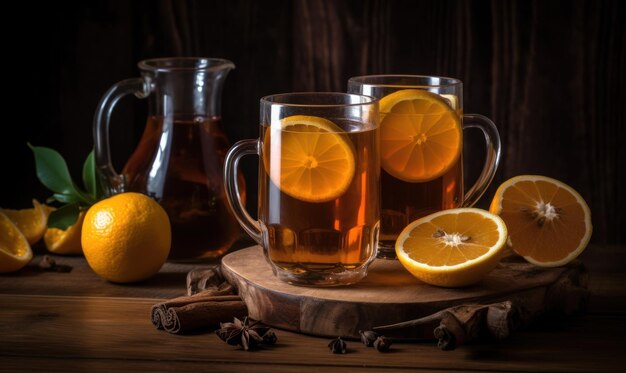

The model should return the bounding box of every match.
[1,0,623,244]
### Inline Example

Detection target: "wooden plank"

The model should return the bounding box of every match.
[221,246,588,338]
[0,294,625,372]
[0,358,491,373]
[0,254,198,299]
[578,245,626,314]
[0,357,487,373]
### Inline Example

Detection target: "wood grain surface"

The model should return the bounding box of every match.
[0,0,623,245]
[0,245,625,371]
[221,246,584,338]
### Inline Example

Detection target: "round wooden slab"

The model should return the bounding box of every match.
[221,246,570,338]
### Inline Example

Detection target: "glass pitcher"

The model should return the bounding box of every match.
[93,57,244,261]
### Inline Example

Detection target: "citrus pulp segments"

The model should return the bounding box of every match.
[490,175,592,267]
[263,115,356,203]
[378,89,462,182]
[395,208,508,287]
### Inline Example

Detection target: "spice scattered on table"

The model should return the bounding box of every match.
[359,330,380,347]
[151,266,247,334]
[216,317,276,351]
[373,336,392,352]
[328,337,347,354]
[38,255,72,273]
[262,330,278,345]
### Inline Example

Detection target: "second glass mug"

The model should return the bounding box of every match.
[348,75,501,259]
[224,93,380,286]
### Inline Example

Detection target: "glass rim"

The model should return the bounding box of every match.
[138,57,235,72]
[261,92,377,108]
[348,74,462,88]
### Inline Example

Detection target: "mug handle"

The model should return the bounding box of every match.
[462,114,502,207]
[224,139,262,243]
[93,77,151,196]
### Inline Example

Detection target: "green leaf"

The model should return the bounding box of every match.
[29,144,97,206]
[49,193,81,204]
[47,202,80,230]
[82,150,98,198]
[29,144,77,195]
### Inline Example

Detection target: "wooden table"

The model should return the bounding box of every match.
[1,243,625,372]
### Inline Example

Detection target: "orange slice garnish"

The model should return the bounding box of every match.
[263,115,355,203]
[490,175,592,267]
[379,89,462,182]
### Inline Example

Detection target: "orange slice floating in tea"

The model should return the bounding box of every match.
[0,212,33,273]
[395,208,508,287]
[0,199,47,245]
[263,115,355,203]
[489,175,592,267]
[379,89,462,182]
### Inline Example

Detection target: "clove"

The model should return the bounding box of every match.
[359,330,380,347]
[373,336,392,352]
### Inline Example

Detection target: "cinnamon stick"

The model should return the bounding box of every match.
[374,261,588,350]
[151,266,247,334]
[151,293,247,334]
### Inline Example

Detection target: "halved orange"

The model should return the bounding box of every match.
[44,211,85,255]
[0,212,33,273]
[263,115,355,202]
[489,175,592,267]
[395,208,508,287]
[379,89,462,182]
[0,199,47,245]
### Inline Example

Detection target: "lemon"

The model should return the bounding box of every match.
[0,212,33,273]
[81,192,171,283]
[395,208,508,287]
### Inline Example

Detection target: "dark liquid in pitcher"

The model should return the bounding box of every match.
[123,115,244,260]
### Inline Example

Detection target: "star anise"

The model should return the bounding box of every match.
[328,337,347,354]
[215,317,275,351]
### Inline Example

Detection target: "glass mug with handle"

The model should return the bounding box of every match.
[224,93,380,286]
[348,75,501,259]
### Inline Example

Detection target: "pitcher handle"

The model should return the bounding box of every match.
[462,114,502,207]
[93,77,151,196]
[224,139,262,243]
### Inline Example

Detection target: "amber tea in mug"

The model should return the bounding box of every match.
[224,93,380,286]
[348,75,501,259]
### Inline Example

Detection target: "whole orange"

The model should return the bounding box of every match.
[81,192,171,283]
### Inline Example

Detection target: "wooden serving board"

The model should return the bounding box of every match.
[221,246,586,338]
